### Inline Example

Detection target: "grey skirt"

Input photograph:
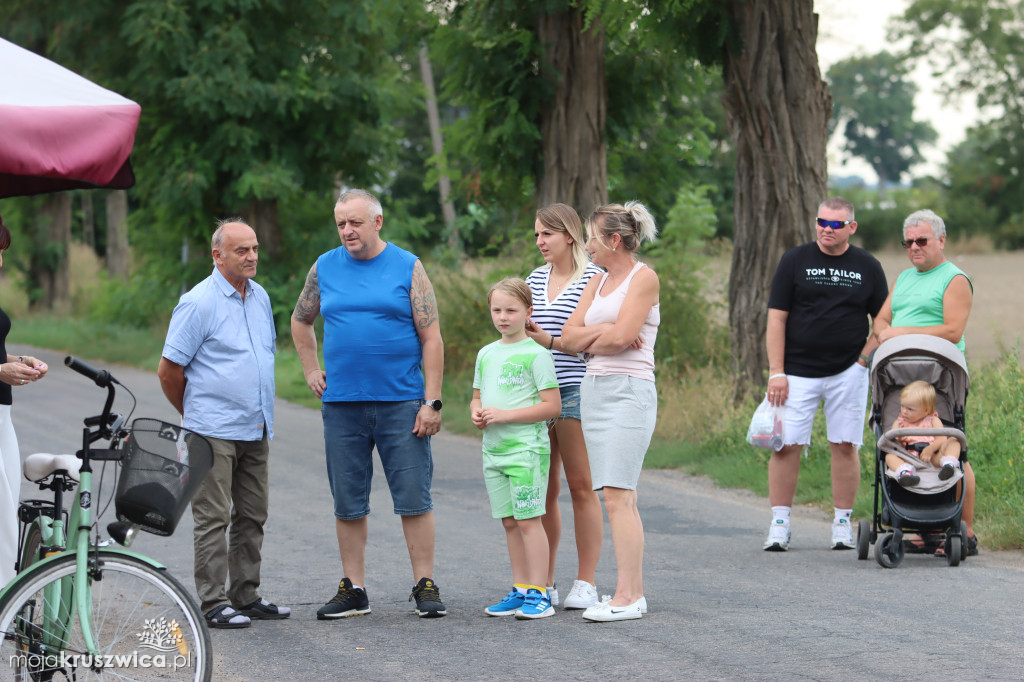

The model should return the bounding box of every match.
[580,373,657,490]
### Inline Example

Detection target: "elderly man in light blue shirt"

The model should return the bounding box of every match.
[158,219,288,629]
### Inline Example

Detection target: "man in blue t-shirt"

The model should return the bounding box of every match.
[762,197,888,552]
[291,189,447,619]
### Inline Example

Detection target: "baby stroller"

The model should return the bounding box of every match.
[857,334,970,568]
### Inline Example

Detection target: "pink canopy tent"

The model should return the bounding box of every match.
[0,37,141,198]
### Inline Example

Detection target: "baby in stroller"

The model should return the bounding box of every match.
[884,380,961,487]
[863,334,970,566]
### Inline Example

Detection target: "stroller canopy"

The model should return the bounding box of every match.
[871,334,970,430]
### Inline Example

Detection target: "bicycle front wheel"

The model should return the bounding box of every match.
[0,551,212,681]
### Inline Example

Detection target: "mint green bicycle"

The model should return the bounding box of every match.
[0,357,213,681]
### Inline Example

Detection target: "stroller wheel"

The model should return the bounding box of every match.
[856,519,870,560]
[875,532,904,568]
[946,535,962,567]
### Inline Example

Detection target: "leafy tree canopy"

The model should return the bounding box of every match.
[827,51,937,188]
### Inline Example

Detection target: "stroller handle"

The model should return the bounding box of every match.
[878,427,967,460]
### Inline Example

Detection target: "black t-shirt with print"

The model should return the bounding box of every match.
[768,242,888,378]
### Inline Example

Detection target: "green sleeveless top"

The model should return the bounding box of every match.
[891,260,972,353]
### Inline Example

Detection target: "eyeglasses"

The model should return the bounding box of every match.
[901,237,930,249]
[816,218,853,230]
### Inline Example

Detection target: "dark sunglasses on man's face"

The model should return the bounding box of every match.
[901,237,930,249]
[816,218,852,230]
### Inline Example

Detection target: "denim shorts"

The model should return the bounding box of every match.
[548,383,582,424]
[322,400,434,520]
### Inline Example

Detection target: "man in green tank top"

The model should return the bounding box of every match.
[873,209,977,555]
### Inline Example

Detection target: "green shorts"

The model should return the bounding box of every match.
[482,450,549,520]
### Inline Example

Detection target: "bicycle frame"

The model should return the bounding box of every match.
[0,362,171,662]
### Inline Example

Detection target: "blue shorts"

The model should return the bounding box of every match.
[548,383,582,424]
[322,400,434,520]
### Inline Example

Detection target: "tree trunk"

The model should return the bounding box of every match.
[536,9,607,216]
[246,198,282,259]
[876,167,888,200]
[105,190,130,279]
[418,44,459,251]
[722,0,832,399]
[31,193,72,312]
[81,192,95,249]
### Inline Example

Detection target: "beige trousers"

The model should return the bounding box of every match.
[191,434,270,614]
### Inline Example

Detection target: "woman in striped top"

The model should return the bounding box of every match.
[523,203,604,610]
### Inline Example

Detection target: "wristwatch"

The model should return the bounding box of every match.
[425,399,443,411]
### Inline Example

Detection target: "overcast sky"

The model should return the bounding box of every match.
[815,0,979,183]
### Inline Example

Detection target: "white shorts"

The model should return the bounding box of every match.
[783,362,868,447]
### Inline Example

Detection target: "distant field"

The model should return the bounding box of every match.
[700,248,1023,366]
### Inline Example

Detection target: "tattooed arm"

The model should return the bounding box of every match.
[410,259,444,437]
[290,263,326,398]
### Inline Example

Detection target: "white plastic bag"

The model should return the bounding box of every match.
[746,396,785,451]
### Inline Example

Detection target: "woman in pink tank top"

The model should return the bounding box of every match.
[560,202,660,622]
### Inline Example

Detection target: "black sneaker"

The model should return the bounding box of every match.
[409,577,447,618]
[317,578,371,620]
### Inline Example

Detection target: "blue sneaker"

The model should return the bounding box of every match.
[514,588,554,620]
[485,589,525,617]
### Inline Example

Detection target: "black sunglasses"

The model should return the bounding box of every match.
[816,218,852,230]
[901,237,930,249]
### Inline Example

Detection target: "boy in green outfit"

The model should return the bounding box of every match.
[472,278,561,619]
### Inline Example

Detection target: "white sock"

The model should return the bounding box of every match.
[771,506,791,525]
[834,508,853,523]
[896,464,914,476]
[940,457,957,467]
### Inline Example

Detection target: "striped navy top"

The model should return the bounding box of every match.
[526,262,603,386]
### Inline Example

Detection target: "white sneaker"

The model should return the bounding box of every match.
[546,584,559,607]
[831,519,855,550]
[563,580,599,609]
[582,598,642,622]
[763,519,791,551]
[600,594,647,614]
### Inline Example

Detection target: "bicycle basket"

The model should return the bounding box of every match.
[114,418,213,536]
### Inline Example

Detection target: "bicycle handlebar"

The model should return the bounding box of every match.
[65,355,119,387]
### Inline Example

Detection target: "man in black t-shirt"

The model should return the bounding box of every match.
[761,197,887,552]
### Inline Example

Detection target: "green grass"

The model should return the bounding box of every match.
[13,317,167,371]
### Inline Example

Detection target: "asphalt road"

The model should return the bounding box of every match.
[13,348,1024,681]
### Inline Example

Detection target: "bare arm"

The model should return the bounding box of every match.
[872,285,895,341]
[477,386,561,426]
[157,357,186,416]
[766,308,789,407]
[876,275,972,345]
[290,263,324,397]
[411,260,444,437]
[581,267,660,355]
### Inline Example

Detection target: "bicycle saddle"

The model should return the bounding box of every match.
[23,453,82,483]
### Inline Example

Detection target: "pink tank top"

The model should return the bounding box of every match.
[584,262,659,381]
[896,413,938,445]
